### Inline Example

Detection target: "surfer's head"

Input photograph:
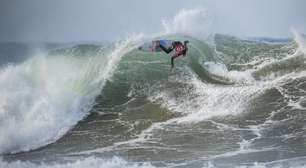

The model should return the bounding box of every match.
[184,40,189,45]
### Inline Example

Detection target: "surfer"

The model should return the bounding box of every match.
[158,40,189,69]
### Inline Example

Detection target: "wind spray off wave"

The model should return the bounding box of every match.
[162,8,212,38]
[292,29,306,54]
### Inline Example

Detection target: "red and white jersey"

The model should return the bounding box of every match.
[174,43,185,53]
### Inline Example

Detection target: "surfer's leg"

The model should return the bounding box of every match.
[171,53,180,68]
[159,44,173,54]
[171,57,175,68]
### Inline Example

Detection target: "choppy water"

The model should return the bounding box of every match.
[1,15,306,168]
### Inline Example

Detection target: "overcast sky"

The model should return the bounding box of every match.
[0,0,305,42]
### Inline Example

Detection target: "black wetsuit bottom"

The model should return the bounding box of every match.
[159,44,173,54]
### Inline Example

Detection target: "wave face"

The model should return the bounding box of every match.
[0,36,141,154]
[1,9,306,168]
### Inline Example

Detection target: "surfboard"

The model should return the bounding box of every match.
[138,40,173,52]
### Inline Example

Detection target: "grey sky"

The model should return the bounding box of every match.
[0,0,305,42]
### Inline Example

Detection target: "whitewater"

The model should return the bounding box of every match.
[1,8,306,168]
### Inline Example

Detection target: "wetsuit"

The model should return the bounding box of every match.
[159,41,188,68]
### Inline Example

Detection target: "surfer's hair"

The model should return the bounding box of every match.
[184,40,189,45]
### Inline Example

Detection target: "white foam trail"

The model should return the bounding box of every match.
[204,62,228,76]
[148,69,266,123]
[0,35,142,154]
[0,156,155,168]
[180,68,306,123]
[162,8,212,38]
[203,62,255,84]
[178,80,264,123]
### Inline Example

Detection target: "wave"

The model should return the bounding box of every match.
[1,7,306,168]
[1,31,304,155]
[97,32,306,157]
[252,31,306,80]
[0,35,142,154]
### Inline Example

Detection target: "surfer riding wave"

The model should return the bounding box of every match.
[158,40,189,69]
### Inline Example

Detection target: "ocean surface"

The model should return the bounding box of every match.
[1,29,306,168]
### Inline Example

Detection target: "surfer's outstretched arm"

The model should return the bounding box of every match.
[159,44,173,54]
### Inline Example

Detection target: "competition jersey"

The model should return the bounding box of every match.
[174,42,186,54]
